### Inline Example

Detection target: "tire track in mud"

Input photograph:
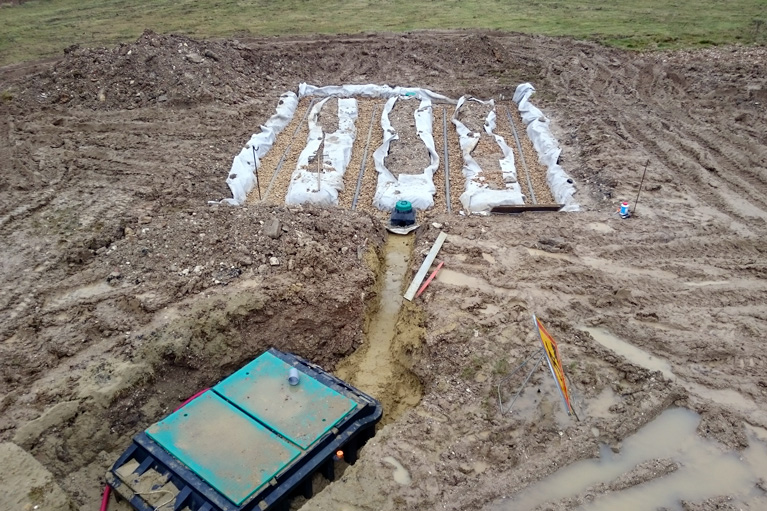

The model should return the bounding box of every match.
[560,52,767,222]
[617,116,757,225]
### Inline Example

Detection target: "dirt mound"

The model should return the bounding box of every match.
[22,30,260,110]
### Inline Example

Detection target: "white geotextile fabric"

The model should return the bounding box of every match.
[513,83,579,211]
[372,96,439,211]
[285,98,358,206]
[221,92,299,205]
[452,97,525,213]
[299,83,455,104]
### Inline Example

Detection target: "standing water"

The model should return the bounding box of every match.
[487,408,767,510]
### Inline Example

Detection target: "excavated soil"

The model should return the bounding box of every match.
[1,29,767,511]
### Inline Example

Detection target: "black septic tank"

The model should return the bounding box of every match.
[390,200,416,227]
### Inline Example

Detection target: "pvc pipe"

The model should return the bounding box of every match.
[100,485,111,511]
[288,368,300,386]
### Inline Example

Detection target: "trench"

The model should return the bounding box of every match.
[334,233,423,425]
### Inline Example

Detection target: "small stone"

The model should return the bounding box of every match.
[193,265,203,274]
[269,257,280,266]
[156,94,168,103]
[124,227,135,237]
[139,216,152,224]
[341,247,349,254]
[432,222,443,229]
[169,264,179,272]
[288,258,295,271]
[203,49,219,61]
[264,217,282,239]
[186,53,204,64]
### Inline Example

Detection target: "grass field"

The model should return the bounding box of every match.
[1,0,765,65]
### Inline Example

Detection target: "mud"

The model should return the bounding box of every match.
[336,233,423,424]
[0,28,766,511]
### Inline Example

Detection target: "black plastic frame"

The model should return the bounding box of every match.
[107,348,382,511]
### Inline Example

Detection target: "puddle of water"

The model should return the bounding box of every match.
[488,408,767,510]
[482,253,497,264]
[587,222,615,233]
[586,387,621,419]
[382,456,412,485]
[526,248,573,261]
[47,281,114,309]
[581,327,674,380]
[481,304,502,316]
[684,280,730,287]
[436,269,502,294]
[580,327,767,427]
[526,248,678,281]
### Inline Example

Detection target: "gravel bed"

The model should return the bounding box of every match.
[246,97,313,205]
[356,100,389,220]
[431,105,448,214]
[492,109,532,203]
[505,103,556,204]
[339,99,375,210]
[446,113,466,214]
[263,98,315,204]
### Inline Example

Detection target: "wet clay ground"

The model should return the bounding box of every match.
[1,29,766,510]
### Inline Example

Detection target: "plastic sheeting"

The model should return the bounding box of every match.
[219,92,299,205]
[216,82,577,213]
[452,97,525,213]
[299,83,455,104]
[372,96,439,211]
[285,98,358,206]
[513,83,579,211]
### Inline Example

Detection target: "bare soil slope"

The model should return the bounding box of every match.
[0,30,765,510]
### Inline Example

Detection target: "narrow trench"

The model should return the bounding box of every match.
[335,232,423,425]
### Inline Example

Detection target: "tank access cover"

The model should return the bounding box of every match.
[107,349,382,511]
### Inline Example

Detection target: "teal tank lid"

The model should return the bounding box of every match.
[395,200,413,213]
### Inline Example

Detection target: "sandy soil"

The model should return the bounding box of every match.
[1,29,766,511]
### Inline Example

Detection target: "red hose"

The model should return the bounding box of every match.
[100,485,111,511]
[174,388,210,412]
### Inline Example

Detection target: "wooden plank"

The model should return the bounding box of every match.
[404,232,448,302]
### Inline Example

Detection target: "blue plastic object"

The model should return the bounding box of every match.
[107,349,382,511]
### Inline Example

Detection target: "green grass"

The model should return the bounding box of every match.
[1,0,765,65]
